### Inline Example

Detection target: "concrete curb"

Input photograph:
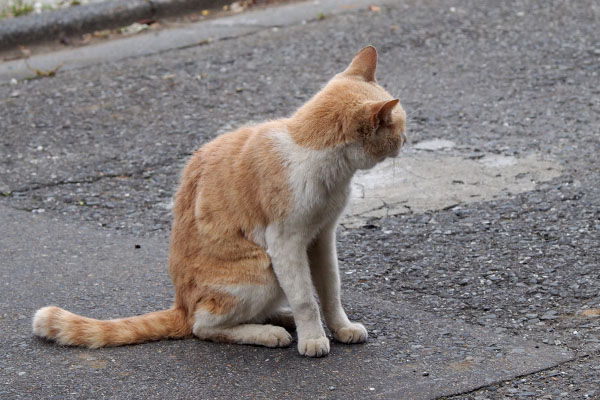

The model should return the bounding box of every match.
[0,0,228,51]
[0,0,393,82]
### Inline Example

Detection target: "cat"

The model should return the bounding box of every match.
[32,46,406,357]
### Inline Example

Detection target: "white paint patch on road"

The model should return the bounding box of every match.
[412,139,456,151]
[480,154,517,167]
[343,142,561,227]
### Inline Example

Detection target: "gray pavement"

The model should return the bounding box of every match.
[1,0,599,398]
[0,0,228,51]
[0,205,573,399]
[0,0,394,82]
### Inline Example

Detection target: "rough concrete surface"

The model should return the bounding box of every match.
[0,205,573,399]
[346,145,561,227]
[0,0,229,51]
[0,0,599,398]
[0,0,394,82]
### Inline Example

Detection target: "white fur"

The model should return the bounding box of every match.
[250,129,378,249]
[193,281,282,329]
[192,282,291,347]
[192,127,372,356]
[250,225,267,249]
[223,283,285,323]
[271,129,356,231]
[262,129,370,356]
[193,323,292,348]
[32,307,51,338]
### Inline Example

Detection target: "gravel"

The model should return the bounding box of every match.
[1,0,599,397]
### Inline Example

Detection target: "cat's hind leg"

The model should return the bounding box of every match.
[191,284,292,348]
[193,320,292,348]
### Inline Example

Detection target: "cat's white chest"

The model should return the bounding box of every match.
[251,182,349,251]
[251,129,355,250]
[281,140,352,229]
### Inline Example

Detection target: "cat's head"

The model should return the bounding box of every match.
[289,46,406,170]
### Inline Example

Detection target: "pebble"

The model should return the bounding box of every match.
[540,311,559,320]
[1,2,599,398]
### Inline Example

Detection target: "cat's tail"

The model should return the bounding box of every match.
[32,306,191,348]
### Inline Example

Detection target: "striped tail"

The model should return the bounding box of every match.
[32,306,191,348]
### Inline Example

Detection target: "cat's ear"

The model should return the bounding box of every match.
[343,46,377,82]
[367,99,400,128]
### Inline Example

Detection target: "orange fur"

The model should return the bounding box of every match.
[288,48,405,150]
[32,46,406,353]
[33,306,190,348]
[169,121,289,320]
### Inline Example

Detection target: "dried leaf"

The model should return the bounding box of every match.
[119,23,149,36]
[18,45,31,58]
[93,30,111,39]
[578,308,600,318]
[24,59,63,78]
[230,2,246,13]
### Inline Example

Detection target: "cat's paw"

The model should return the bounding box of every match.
[332,322,368,344]
[260,326,293,348]
[298,336,330,357]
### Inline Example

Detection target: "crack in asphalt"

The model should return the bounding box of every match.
[6,173,133,195]
[3,153,192,195]
[438,356,583,400]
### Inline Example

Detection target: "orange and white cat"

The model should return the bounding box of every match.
[32,46,406,357]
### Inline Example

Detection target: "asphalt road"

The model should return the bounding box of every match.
[1,0,599,398]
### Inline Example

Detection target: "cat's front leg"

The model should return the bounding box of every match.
[308,223,368,344]
[266,226,329,357]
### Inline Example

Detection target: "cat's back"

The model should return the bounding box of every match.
[199,120,286,168]
[179,120,293,236]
